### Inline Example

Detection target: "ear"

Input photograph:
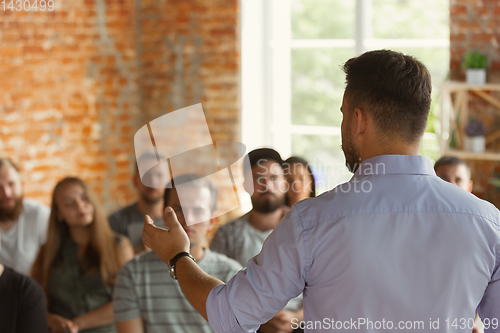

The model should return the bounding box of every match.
[352,107,368,138]
[243,172,254,195]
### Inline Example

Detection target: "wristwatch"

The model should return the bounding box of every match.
[168,252,196,280]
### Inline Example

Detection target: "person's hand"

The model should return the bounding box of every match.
[48,313,78,333]
[142,208,190,265]
[259,310,296,333]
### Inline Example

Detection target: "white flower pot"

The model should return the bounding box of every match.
[464,135,485,153]
[466,69,486,85]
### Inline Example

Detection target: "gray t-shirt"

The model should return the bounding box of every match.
[0,198,50,276]
[210,212,272,267]
[113,248,242,333]
[210,209,303,312]
[108,202,163,250]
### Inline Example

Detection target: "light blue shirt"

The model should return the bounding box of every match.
[206,155,500,333]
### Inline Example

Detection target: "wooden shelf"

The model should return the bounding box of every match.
[440,82,500,161]
[441,82,500,92]
[443,149,500,161]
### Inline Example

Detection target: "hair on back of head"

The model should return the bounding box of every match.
[342,49,432,144]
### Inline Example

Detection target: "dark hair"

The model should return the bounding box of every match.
[342,49,432,144]
[283,156,316,200]
[243,148,283,180]
[434,156,470,174]
[163,174,218,213]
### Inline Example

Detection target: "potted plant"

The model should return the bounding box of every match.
[464,118,486,153]
[462,50,488,85]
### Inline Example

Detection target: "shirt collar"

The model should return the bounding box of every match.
[353,155,436,178]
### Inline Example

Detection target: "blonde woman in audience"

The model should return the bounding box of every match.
[32,177,134,333]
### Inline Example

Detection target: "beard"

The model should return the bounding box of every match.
[0,195,24,223]
[140,191,163,205]
[341,127,361,173]
[252,192,286,213]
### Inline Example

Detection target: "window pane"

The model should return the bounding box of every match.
[372,0,449,39]
[291,0,354,39]
[291,134,352,195]
[291,48,354,127]
[420,134,440,162]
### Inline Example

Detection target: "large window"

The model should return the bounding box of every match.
[241,0,449,194]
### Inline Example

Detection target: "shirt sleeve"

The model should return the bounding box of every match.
[17,277,48,333]
[223,259,243,283]
[478,217,500,333]
[113,263,142,322]
[206,206,308,333]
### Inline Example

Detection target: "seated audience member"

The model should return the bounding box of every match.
[434,155,473,192]
[0,232,48,333]
[210,148,304,333]
[109,153,170,253]
[31,177,134,333]
[113,174,242,333]
[0,158,50,275]
[283,156,316,207]
[435,156,482,333]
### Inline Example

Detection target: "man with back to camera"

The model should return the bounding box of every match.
[210,148,304,332]
[113,174,242,333]
[143,50,500,333]
[109,152,170,253]
[434,155,473,192]
[0,158,50,276]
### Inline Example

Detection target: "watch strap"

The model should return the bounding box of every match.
[169,251,196,267]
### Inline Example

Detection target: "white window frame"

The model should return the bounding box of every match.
[241,0,449,157]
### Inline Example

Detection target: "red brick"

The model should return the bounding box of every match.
[1,0,240,215]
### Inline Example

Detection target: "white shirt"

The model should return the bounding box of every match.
[0,198,50,275]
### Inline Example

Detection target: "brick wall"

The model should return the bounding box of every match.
[450,0,500,207]
[0,0,241,218]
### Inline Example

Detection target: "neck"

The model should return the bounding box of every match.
[0,263,4,277]
[360,140,421,164]
[190,246,205,262]
[249,207,284,232]
[137,199,164,220]
[68,226,90,245]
